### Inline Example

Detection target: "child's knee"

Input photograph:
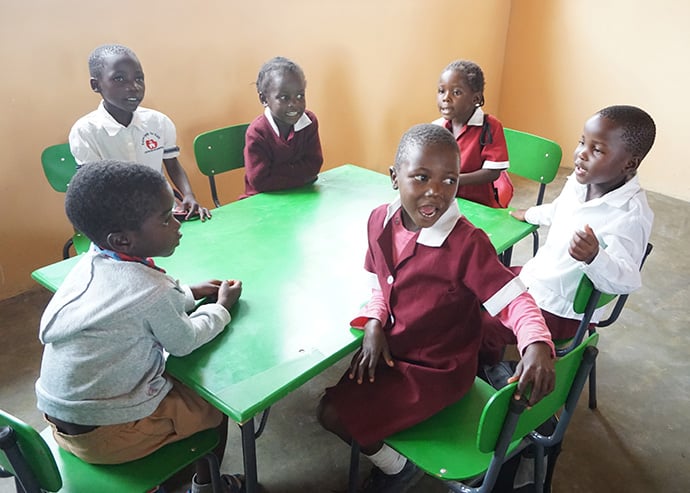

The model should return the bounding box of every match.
[316,394,336,431]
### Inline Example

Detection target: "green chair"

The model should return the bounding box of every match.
[556,242,653,409]
[40,144,91,259]
[348,334,599,493]
[0,409,224,493]
[503,128,563,263]
[193,123,250,207]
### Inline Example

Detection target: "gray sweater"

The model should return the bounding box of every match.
[35,249,230,425]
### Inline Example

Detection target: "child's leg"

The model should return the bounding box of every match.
[317,394,406,474]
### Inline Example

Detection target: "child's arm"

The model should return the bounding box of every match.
[457,168,501,186]
[497,292,556,405]
[348,318,394,384]
[163,157,211,221]
[574,223,648,294]
[348,288,394,384]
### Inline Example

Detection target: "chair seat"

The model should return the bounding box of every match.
[40,426,218,493]
[385,379,523,480]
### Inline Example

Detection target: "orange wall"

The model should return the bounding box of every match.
[500,0,690,202]
[0,0,511,299]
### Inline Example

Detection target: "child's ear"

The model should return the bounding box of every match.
[105,231,133,253]
[625,156,642,175]
[389,166,399,190]
[258,92,267,106]
[90,78,100,93]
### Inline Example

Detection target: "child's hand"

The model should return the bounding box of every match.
[509,209,528,222]
[507,341,555,406]
[180,194,212,222]
[569,224,599,264]
[189,280,223,300]
[217,279,242,311]
[348,319,394,384]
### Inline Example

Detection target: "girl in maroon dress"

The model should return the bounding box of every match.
[317,124,555,492]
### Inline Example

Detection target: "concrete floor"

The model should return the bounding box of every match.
[1,169,689,493]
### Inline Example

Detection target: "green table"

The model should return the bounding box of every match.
[31,164,536,492]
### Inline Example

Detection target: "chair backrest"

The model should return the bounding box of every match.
[573,242,654,314]
[0,409,62,492]
[504,128,562,205]
[193,123,249,177]
[193,123,250,207]
[41,143,78,193]
[478,333,599,454]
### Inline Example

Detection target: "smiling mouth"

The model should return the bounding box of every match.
[419,205,438,218]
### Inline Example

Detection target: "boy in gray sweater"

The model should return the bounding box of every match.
[35,160,245,493]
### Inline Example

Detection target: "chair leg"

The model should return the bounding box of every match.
[202,452,223,493]
[348,441,360,493]
[588,361,597,409]
[501,246,513,266]
[532,230,540,256]
[62,237,74,260]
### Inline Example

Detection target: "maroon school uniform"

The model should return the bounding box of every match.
[434,111,509,207]
[325,200,522,445]
[242,109,323,198]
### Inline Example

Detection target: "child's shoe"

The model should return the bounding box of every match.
[188,473,245,493]
[360,460,424,493]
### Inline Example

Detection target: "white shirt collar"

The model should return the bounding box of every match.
[263,107,312,136]
[467,107,485,127]
[382,197,462,247]
[97,101,143,136]
[570,173,643,208]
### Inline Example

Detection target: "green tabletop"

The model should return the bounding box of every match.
[30,164,536,424]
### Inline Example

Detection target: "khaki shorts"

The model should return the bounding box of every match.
[48,378,223,465]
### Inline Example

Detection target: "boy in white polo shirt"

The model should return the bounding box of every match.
[69,44,210,221]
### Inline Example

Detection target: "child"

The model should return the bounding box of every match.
[69,44,211,221]
[241,56,323,198]
[35,161,244,493]
[433,59,511,208]
[480,105,656,364]
[317,124,556,492]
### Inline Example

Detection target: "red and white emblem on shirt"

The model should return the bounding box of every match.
[145,138,159,150]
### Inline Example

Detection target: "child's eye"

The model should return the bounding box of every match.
[453,89,462,97]
[296,93,304,100]
[593,147,603,154]
[414,174,428,182]
[437,87,444,95]
[135,76,144,83]
[113,75,124,82]
[443,177,457,185]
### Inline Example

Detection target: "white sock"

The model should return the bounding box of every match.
[366,443,407,475]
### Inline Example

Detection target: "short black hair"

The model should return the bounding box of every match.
[65,160,168,246]
[395,124,459,169]
[88,44,138,78]
[256,56,305,99]
[598,105,656,160]
[442,60,486,106]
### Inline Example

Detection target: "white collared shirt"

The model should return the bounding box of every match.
[520,173,654,320]
[69,101,180,171]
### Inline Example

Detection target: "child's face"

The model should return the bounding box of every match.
[262,71,307,129]
[390,144,459,232]
[91,53,145,124]
[126,185,182,258]
[573,114,639,196]
[437,69,482,125]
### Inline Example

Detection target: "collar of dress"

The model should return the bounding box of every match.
[264,107,312,137]
[382,197,462,248]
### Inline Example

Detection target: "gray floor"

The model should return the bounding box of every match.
[2,169,689,493]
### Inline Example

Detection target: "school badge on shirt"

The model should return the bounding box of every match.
[141,132,162,154]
